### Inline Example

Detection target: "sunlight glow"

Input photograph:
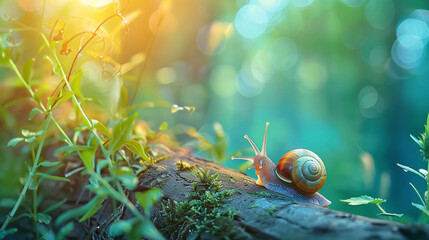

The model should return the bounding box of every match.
[80,0,113,8]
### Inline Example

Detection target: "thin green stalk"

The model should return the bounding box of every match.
[8,59,47,112]
[129,1,166,106]
[427,160,429,209]
[0,118,51,232]
[39,32,112,161]
[409,182,426,207]
[50,115,72,146]
[376,203,392,221]
[424,161,429,223]
[40,0,45,28]
[8,59,34,98]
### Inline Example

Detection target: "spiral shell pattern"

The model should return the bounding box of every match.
[276,149,326,194]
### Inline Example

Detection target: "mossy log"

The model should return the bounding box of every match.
[25,150,429,240]
[140,151,429,240]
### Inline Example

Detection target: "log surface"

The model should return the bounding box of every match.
[140,152,429,240]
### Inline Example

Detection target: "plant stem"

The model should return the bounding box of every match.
[376,204,392,221]
[8,59,47,112]
[424,160,429,223]
[129,1,166,106]
[426,160,429,208]
[0,118,50,232]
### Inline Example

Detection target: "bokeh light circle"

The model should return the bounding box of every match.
[297,61,327,92]
[251,0,289,12]
[340,0,366,7]
[209,65,238,97]
[391,35,425,69]
[236,65,265,97]
[268,37,298,71]
[396,18,429,44]
[197,22,233,56]
[234,4,268,39]
[291,0,314,8]
[365,0,394,30]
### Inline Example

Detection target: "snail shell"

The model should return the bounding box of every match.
[276,149,326,194]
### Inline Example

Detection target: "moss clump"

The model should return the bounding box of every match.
[159,167,237,239]
[175,160,194,171]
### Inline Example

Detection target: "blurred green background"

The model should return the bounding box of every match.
[1,0,429,222]
[138,0,429,220]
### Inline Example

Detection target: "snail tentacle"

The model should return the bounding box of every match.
[244,135,260,155]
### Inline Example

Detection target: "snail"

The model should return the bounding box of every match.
[232,122,331,207]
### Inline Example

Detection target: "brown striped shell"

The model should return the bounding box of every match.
[275,149,326,194]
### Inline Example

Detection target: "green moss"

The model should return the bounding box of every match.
[159,167,238,239]
[248,191,271,198]
[175,160,194,171]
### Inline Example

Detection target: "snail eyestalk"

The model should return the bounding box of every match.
[231,156,255,169]
[261,122,269,156]
[244,135,260,155]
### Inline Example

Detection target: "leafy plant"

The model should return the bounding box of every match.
[397,113,429,222]
[341,195,403,220]
[0,1,173,239]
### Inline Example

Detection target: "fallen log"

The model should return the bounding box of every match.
[16,149,429,240]
[140,152,429,240]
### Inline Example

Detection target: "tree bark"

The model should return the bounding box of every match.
[140,152,429,240]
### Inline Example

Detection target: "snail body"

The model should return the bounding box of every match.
[232,122,331,207]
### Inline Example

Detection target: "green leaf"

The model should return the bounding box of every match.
[0,198,16,208]
[340,195,386,205]
[131,219,164,240]
[109,113,138,153]
[109,218,135,237]
[377,212,403,218]
[21,129,44,137]
[124,140,150,162]
[79,202,103,222]
[22,58,35,85]
[56,196,104,225]
[29,107,43,120]
[0,228,18,239]
[93,120,111,137]
[397,163,426,180]
[411,134,423,148]
[55,145,93,155]
[7,137,24,147]
[79,149,95,171]
[412,203,429,216]
[48,89,74,110]
[70,71,84,99]
[159,121,168,131]
[36,172,70,182]
[42,198,67,214]
[55,222,74,240]
[135,188,162,216]
[35,213,52,224]
[24,136,36,143]
[38,161,62,167]
[117,174,138,190]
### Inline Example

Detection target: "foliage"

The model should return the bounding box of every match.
[411,114,429,161]
[0,1,175,239]
[175,160,194,171]
[159,167,237,239]
[341,196,403,220]
[396,113,429,222]
[341,114,429,222]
